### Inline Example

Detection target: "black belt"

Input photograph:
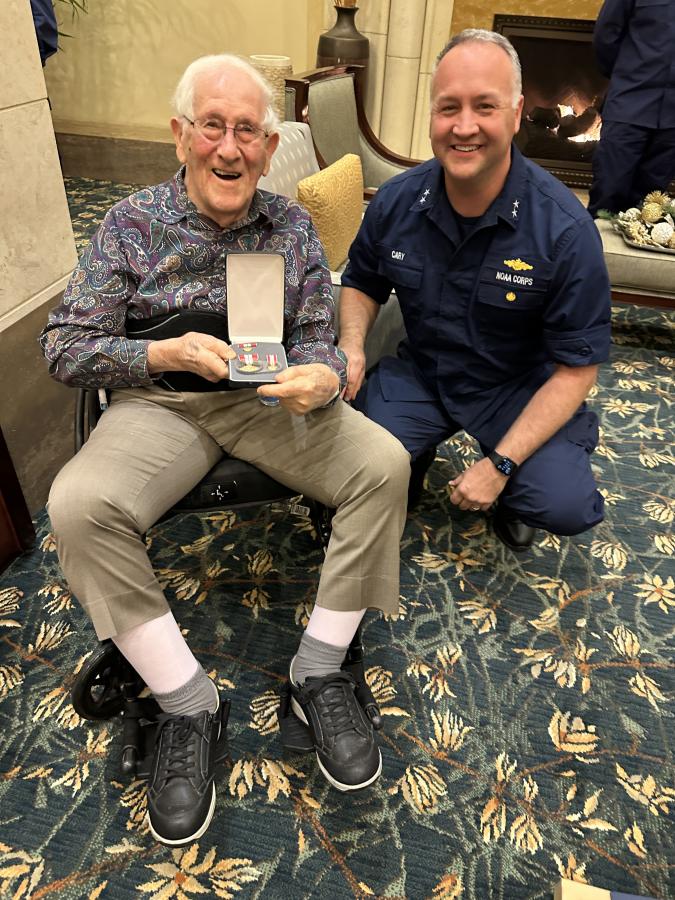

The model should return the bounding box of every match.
[127,310,236,392]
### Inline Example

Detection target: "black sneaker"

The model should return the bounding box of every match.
[146,694,224,846]
[289,659,382,791]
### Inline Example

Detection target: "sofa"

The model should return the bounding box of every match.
[595,219,675,309]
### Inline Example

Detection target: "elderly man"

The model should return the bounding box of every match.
[338,30,611,551]
[41,54,409,847]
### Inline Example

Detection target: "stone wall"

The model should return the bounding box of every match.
[0,0,78,512]
[451,0,603,38]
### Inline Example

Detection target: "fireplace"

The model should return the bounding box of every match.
[493,15,608,189]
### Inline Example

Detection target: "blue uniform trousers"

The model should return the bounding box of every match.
[588,121,675,216]
[356,358,605,536]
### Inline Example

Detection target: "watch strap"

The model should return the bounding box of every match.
[488,450,519,477]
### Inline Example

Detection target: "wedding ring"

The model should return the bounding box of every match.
[471,505,480,511]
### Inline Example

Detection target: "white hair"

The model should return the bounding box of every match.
[433,29,523,108]
[172,53,280,132]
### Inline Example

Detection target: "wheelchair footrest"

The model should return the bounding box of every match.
[214,698,231,764]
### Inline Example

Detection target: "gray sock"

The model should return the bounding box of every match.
[292,632,349,685]
[154,665,218,717]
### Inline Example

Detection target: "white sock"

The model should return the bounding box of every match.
[112,610,200,695]
[305,606,366,648]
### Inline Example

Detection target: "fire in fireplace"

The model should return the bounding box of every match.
[493,15,609,189]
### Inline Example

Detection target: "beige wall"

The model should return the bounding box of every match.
[45,0,326,141]
[0,0,79,513]
[451,0,603,37]
[0,0,77,330]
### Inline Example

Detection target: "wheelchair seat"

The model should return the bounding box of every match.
[75,388,300,511]
[69,387,381,777]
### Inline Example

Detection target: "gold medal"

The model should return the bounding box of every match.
[237,352,262,374]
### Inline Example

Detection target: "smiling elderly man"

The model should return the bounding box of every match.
[41,54,409,847]
[339,29,612,551]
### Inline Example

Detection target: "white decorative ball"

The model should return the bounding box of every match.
[650,221,674,245]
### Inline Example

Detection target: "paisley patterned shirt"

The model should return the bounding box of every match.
[40,169,347,389]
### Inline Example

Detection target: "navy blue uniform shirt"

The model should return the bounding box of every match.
[594,0,675,128]
[341,147,612,448]
[30,0,58,65]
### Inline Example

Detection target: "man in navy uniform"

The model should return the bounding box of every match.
[588,0,675,216]
[338,29,612,551]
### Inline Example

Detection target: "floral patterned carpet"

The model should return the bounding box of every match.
[0,178,673,899]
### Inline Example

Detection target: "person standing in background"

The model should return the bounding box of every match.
[588,0,675,217]
[30,0,58,65]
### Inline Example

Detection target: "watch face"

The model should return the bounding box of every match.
[498,458,515,476]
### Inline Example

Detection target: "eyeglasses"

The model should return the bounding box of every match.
[185,117,269,145]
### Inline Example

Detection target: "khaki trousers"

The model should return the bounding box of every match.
[47,386,410,639]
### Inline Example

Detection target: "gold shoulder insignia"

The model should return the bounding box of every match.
[503,258,533,271]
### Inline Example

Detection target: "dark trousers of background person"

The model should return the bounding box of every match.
[588,120,675,217]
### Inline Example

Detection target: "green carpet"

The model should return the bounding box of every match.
[0,179,672,899]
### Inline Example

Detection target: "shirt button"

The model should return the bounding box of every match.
[579,347,591,356]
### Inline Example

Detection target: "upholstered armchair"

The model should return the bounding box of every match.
[285,65,421,198]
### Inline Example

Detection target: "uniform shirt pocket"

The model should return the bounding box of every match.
[376,243,424,290]
[473,281,547,365]
[634,0,670,24]
[475,282,545,333]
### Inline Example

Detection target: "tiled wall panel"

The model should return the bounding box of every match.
[0,103,77,320]
[0,0,48,110]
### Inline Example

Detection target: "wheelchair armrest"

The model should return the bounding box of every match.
[74,388,105,453]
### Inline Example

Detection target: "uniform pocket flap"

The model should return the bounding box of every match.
[376,243,424,289]
[476,282,545,311]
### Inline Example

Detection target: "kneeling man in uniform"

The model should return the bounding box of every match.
[339,29,611,551]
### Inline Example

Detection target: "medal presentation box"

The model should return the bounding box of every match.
[554,879,661,900]
[226,251,288,385]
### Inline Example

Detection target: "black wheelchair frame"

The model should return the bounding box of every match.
[69,387,382,778]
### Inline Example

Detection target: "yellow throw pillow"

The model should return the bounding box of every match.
[296,153,363,271]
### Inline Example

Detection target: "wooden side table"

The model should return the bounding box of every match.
[0,426,35,573]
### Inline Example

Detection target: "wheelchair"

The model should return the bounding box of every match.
[69,387,383,778]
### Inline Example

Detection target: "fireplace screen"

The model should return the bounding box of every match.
[493,15,608,189]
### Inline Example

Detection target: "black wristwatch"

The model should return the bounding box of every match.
[488,451,519,477]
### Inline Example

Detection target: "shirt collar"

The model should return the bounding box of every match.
[156,167,282,230]
[408,144,528,231]
[482,145,528,230]
[409,160,445,213]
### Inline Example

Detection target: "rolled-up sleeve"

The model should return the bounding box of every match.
[341,191,394,305]
[39,210,152,389]
[543,217,612,366]
[285,214,347,387]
